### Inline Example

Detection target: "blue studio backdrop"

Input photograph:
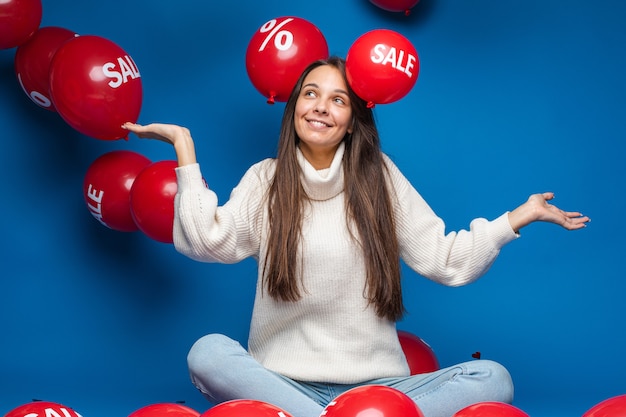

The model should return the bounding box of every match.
[1,1,624,416]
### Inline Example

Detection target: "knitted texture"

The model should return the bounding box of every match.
[173,145,518,383]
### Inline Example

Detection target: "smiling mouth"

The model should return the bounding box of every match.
[307,119,331,128]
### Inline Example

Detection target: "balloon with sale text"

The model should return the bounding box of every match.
[246,16,328,104]
[346,29,419,107]
[0,0,42,50]
[4,401,83,417]
[49,35,143,140]
[83,150,152,233]
[14,26,77,111]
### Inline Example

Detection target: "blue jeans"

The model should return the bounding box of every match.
[187,334,514,417]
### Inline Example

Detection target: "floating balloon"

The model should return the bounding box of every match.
[370,0,420,16]
[453,401,529,417]
[322,385,424,417]
[0,0,42,50]
[200,399,293,417]
[49,35,143,140]
[83,150,152,232]
[5,401,82,417]
[246,16,329,104]
[130,160,178,244]
[583,395,626,417]
[129,403,201,417]
[346,29,419,108]
[14,26,77,111]
[398,330,439,375]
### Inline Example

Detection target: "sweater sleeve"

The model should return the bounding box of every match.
[384,156,519,286]
[172,160,271,264]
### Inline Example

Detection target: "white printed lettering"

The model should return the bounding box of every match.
[370,44,417,78]
[103,55,141,89]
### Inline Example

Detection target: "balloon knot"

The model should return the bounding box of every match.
[366,101,376,109]
[405,9,411,16]
[267,95,276,105]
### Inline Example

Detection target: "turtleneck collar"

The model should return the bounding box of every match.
[296,141,345,201]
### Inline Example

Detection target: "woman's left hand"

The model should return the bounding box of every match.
[508,192,590,232]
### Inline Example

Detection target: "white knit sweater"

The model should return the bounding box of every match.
[173,142,518,383]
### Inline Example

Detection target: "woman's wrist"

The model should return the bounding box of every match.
[507,202,536,233]
[173,130,197,167]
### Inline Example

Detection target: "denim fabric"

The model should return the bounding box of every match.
[187,334,514,417]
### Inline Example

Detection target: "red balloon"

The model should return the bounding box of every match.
[453,401,529,417]
[14,26,77,111]
[5,401,82,417]
[346,29,419,107]
[322,385,424,417]
[583,395,626,417]
[246,16,329,104]
[200,399,293,417]
[129,403,201,417]
[83,150,152,232]
[49,35,143,140]
[370,0,420,16]
[0,0,42,50]
[398,330,439,375]
[130,160,178,244]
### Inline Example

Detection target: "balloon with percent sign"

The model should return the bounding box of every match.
[346,29,419,108]
[14,26,77,111]
[0,0,42,50]
[370,0,420,16]
[246,16,329,104]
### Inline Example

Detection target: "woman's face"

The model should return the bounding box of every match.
[294,65,353,169]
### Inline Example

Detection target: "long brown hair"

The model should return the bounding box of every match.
[263,56,404,321]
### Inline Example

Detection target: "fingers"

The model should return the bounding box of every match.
[121,122,146,135]
[562,212,591,230]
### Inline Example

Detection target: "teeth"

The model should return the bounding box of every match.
[310,120,328,127]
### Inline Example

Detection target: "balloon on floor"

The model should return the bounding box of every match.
[4,401,82,417]
[200,399,293,417]
[453,401,530,417]
[397,330,440,374]
[128,402,200,417]
[321,385,424,417]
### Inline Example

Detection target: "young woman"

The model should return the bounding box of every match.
[123,56,589,417]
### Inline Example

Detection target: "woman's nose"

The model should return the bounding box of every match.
[314,100,328,114]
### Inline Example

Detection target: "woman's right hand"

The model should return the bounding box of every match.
[122,122,197,167]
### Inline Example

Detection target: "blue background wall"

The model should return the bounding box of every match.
[1,0,624,416]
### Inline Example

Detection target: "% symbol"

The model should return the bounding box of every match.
[258,18,294,52]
